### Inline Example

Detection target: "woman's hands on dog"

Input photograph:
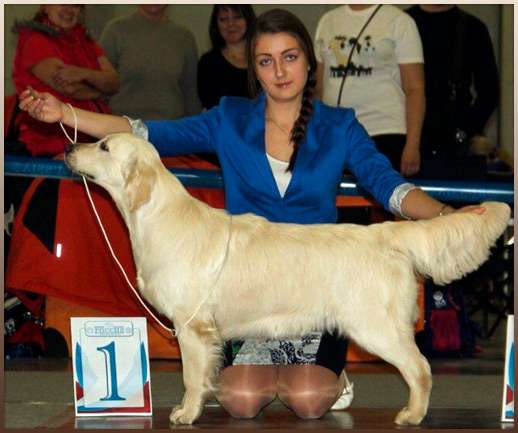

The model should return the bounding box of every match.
[438,204,486,217]
[454,205,486,215]
[19,87,65,124]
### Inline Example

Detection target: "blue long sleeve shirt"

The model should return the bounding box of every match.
[145,93,407,224]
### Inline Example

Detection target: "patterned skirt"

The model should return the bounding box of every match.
[223,331,348,376]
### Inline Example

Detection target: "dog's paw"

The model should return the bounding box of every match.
[169,404,200,425]
[394,407,424,426]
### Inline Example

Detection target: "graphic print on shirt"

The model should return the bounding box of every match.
[318,33,376,79]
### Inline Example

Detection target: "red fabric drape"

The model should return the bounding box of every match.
[6,156,224,324]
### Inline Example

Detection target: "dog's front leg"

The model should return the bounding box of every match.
[169,321,221,425]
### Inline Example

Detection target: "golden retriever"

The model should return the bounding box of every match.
[64,133,510,426]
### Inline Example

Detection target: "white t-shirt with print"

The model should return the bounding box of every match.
[315,5,423,136]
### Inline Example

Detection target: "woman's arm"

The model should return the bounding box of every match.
[401,188,454,219]
[19,88,130,139]
[31,57,104,100]
[399,62,425,176]
[400,188,484,220]
[52,56,120,95]
[342,111,482,220]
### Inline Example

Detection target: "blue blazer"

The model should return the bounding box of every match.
[146,93,406,224]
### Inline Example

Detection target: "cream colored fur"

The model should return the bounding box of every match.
[64,133,511,426]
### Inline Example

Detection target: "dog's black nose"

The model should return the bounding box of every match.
[64,143,76,155]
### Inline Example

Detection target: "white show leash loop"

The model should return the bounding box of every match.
[59,103,173,335]
[59,104,231,337]
[59,103,77,144]
[80,176,174,335]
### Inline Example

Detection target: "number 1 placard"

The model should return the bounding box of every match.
[71,317,152,416]
[501,314,514,422]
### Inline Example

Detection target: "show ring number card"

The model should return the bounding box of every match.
[501,314,514,422]
[71,317,152,416]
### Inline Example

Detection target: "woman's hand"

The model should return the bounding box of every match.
[20,86,131,138]
[52,65,87,87]
[19,88,65,123]
[454,205,486,215]
[400,188,487,220]
[400,144,420,176]
[438,204,486,217]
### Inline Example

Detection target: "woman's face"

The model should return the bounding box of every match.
[139,4,168,19]
[217,8,247,45]
[42,5,82,30]
[254,32,309,104]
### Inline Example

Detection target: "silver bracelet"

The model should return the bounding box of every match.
[438,204,449,217]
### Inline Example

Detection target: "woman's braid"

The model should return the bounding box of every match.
[288,74,316,172]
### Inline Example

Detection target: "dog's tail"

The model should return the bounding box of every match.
[390,201,511,285]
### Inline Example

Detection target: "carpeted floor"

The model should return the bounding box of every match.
[4,317,512,430]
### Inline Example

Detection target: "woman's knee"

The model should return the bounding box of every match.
[277,365,342,419]
[218,387,276,419]
[216,365,277,419]
[280,389,335,419]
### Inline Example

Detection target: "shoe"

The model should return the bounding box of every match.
[331,370,354,410]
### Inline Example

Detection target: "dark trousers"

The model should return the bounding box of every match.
[372,134,406,172]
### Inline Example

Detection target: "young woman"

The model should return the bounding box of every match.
[197,5,256,110]
[20,9,473,420]
[12,4,119,156]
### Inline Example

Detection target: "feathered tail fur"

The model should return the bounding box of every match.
[389,201,511,285]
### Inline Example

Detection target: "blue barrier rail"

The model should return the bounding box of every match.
[4,155,514,204]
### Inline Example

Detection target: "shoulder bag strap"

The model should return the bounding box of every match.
[336,4,383,106]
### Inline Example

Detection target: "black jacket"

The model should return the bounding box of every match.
[407,6,499,153]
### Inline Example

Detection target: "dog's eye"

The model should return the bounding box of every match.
[100,142,109,152]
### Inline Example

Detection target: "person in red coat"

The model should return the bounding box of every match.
[12,4,119,156]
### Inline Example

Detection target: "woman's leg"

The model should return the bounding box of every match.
[277,364,345,419]
[216,365,278,419]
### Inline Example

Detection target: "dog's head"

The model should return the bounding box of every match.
[65,133,160,212]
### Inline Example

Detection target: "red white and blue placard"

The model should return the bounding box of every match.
[501,314,514,422]
[71,317,152,416]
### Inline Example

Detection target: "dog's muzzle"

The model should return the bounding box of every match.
[64,144,95,180]
[64,143,78,156]
[64,144,76,169]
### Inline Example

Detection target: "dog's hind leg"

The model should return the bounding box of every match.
[349,324,432,426]
[169,319,222,425]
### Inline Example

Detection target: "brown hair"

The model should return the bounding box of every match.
[34,5,85,25]
[209,5,256,50]
[246,8,317,172]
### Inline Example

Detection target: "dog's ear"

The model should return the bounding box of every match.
[124,159,156,212]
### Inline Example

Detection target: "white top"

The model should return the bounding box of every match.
[266,153,292,198]
[315,4,423,136]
